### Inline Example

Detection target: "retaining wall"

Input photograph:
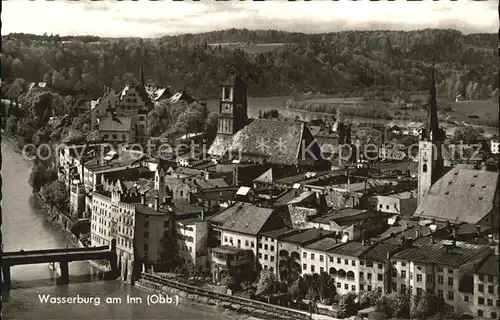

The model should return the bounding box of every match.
[139,273,311,320]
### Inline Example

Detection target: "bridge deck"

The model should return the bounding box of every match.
[3,248,114,266]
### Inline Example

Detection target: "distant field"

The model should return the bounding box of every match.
[447,100,498,126]
[208,42,292,54]
[305,98,364,105]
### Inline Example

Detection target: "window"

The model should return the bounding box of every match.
[259,243,262,249]
[401,284,406,293]
[264,254,268,260]
[437,290,443,298]
[270,245,274,251]
[478,297,485,305]
[320,255,324,262]
[337,282,341,288]
[311,265,315,273]
[417,274,422,282]
[391,283,397,292]
[401,262,406,267]
[264,244,268,250]
[337,258,341,264]
[427,275,433,283]
[144,221,149,228]
[464,295,469,302]
[367,273,372,281]
[259,253,263,259]
[377,263,382,269]
[344,259,348,265]
[144,244,149,251]
[417,288,423,296]
[366,261,374,267]
[479,275,484,281]
[491,312,497,319]
[270,256,274,262]
[329,257,334,263]
[447,291,454,301]
[237,239,241,247]
[352,260,356,266]
[320,267,324,273]
[378,274,383,281]
[487,275,493,282]
[311,253,315,260]
[144,231,149,238]
[303,252,307,258]
[438,275,443,284]
[360,284,365,291]
[344,284,349,290]
[224,236,228,243]
[164,220,169,228]
[448,277,453,286]
[245,240,249,247]
[270,267,274,272]
[392,269,397,277]
[360,260,364,266]
[352,285,356,291]
[437,267,443,272]
[478,284,484,292]
[359,272,364,280]
[477,310,483,317]
[488,285,494,294]
[251,241,255,248]
[487,299,493,307]
[112,134,118,139]
[303,264,307,270]
[401,271,407,279]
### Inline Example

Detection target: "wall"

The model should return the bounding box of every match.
[258,234,278,274]
[221,230,258,269]
[324,188,361,210]
[301,247,328,276]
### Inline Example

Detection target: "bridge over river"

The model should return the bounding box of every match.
[2,243,118,290]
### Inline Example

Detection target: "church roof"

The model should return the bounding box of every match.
[208,119,312,165]
[414,169,499,224]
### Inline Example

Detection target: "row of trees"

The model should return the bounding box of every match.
[2,29,496,100]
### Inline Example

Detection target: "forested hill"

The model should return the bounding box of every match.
[2,28,497,100]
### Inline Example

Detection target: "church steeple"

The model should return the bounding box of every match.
[140,59,145,86]
[421,59,440,142]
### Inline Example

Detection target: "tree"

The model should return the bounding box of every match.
[360,291,381,308]
[318,271,336,304]
[278,255,301,284]
[41,180,68,211]
[220,275,237,291]
[29,163,51,193]
[451,126,486,144]
[5,115,18,134]
[338,292,357,317]
[256,270,277,303]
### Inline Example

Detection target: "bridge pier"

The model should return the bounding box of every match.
[59,261,69,284]
[2,264,11,291]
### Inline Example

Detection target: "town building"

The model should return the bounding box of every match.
[490,139,499,155]
[208,202,292,272]
[98,115,136,144]
[211,246,254,284]
[301,237,341,277]
[391,239,492,315]
[471,254,499,319]
[374,190,418,217]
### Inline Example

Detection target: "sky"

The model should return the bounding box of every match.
[2,0,498,38]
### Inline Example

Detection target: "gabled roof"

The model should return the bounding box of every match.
[414,169,499,224]
[359,243,400,262]
[209,203,275,235]
[280,228,333,245]
[328,241,371,257]
[254,168,273,184]
[209,119,318,165]
[304,237,342,252]
[475,255,499,276]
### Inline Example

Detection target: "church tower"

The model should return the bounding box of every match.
[418,61,445,204]
[217,75,248,135]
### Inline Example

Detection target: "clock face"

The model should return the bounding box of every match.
[423,153,428,161]
[222,103,232,112]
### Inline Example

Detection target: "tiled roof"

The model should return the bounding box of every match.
[476,255,499,276]
[207,135,233,157]
[212,245,250,255]
[359,243,400,262]
[280,228,334,245]
[99,115,133,132]
[392,240,491,268]
[414,169,499,224]
[210,203,275,235]
[259,227,296,238]
[194,187,238,202]
[304,237,342,251]
[327,241,371,257]
[208,120,315,165]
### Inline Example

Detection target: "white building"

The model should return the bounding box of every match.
[176,217,209,272]
[490,139,499,155]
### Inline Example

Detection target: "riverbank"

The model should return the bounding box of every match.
[136,274,310,320]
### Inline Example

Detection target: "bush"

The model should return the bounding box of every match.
[360,291,380,308]
[368,311,388,320]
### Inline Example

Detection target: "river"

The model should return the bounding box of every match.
[1,141,249,320]
[206,96,498,138]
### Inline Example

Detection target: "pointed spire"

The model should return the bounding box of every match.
[429,57,439,143]
[140,59,145,86]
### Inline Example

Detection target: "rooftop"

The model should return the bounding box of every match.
[392,240,491,268]
[280,228,334,245]
[208,119,320,165]
[304,237,343,252]
[414,169,499,224]
[99,115,133,132]
[212,245,251,255]
[327,241,371,257]
[359,243,400,262]
[476,254,499,276]
[259,227,296,238]
[209,203,275,235]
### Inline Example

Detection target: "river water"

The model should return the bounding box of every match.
[1,141,246,320]
[206,96,498,138]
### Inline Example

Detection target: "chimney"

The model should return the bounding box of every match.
[154,196,159,211]
[415,228,420,239]
[141,193,146,205]
[431,234,436,244]
[201,209,205,221]
[476,224,481,236]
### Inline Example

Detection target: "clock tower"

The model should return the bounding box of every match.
[217,75,248,135]
[418,61,444,204]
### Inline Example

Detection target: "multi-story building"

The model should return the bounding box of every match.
[375,191,418,217]
[490,139,499,155]
[176,216,209,272]
[391,239,492,315]
[91,89,120,129]
[208,202,291,272]
[211,246,253,284]
[301,237,341,277]
[69,182,86,218]
[98,115,137,144]
[472,254,499,319]
[358,243,401,295]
